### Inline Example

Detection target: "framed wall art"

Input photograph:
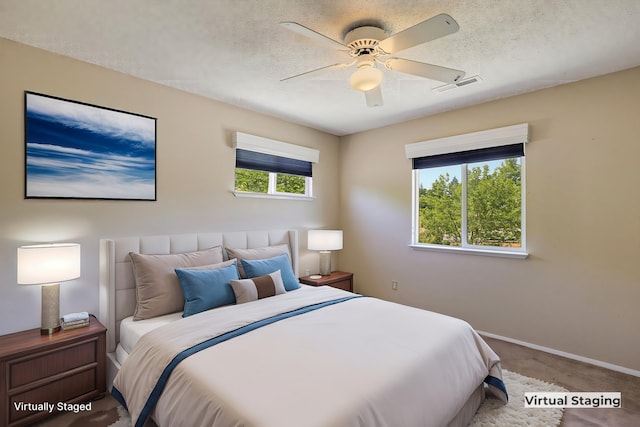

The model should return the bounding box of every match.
[24,91,157,200]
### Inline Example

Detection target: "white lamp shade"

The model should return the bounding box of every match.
[349,67,383,91]
[17,243,81,285]
[308,230,343,251]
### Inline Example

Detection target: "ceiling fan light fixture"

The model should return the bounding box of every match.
[349,66,383,91]
[281,14,464,107]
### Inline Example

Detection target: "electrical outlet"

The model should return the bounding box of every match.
[391,281,398,291]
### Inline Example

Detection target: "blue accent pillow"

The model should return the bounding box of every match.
[241,253,300,291]
[175,261,239,317]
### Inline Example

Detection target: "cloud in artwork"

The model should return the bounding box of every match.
[26,143,155,199]
[26,93,155,149]
[25,94,156,199]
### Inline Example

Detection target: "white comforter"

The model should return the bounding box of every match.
[113,286,504,427]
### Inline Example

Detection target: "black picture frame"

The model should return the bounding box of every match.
[24,91,157,200]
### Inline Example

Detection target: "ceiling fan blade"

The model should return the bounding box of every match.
[281,62,352,82]
[385,58,464,84]
[378,14,459,54]
[365,86,383,107]
[280,22,348,50]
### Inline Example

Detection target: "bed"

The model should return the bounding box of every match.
[99,229,506,427]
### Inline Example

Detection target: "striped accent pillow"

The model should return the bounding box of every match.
[230,270,286,304]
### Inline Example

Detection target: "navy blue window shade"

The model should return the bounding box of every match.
[236,149,312,177]
[412,143,524,170]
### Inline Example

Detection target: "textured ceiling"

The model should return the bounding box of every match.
[1,0,640,136]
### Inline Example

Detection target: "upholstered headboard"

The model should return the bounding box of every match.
[98,229,299,355]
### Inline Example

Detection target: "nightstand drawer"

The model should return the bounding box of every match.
[9,369,97,425]
[9,339,98,389]
[329,279,352,292]
[0,316,107,427]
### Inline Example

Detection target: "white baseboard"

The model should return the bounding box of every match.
[477,330,640,378]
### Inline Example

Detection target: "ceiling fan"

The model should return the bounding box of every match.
[280,14,465,107]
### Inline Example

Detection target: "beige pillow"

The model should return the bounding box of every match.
[184,259,236,271]
[230,270,286,304]
[130,246,224,320]
[225,244,290,278]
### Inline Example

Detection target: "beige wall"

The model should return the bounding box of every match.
[0,38,341,335]
[340,67,640,372]
[2,35,638,373]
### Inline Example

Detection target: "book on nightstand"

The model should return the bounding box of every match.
[61,311,90,330]
[61,318,90,330]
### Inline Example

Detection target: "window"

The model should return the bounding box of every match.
[233,132,318,199]
[406,124,528,258]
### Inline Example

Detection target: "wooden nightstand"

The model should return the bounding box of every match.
[300,271,354,292]
[0,316,106,427]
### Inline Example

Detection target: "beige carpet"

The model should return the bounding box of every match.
[106,407,130,427]
[482,336,640,427]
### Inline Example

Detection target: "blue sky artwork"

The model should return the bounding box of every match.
[25,93,156,199]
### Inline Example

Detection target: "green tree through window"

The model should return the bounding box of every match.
[276,173,305,195]
[235,169,268,193]
[467,158,521,247]
[419,173,461,245]
[418,158,521,248]
[234,169,309,196]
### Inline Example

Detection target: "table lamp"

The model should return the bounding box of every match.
[17,243,81,335]
[308,230,343,277]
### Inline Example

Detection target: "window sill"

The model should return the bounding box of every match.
[232,191,314,201]
[409,244,528,259]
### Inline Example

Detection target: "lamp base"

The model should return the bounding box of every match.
[41,283,61,335]
[41,325,62,335]
[319,251,332,276]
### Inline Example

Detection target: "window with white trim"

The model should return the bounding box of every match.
[406,124,528,258]
[233,132,319,199]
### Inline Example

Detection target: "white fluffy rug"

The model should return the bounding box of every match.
[110,370,567,427]
[470,369,568,427]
